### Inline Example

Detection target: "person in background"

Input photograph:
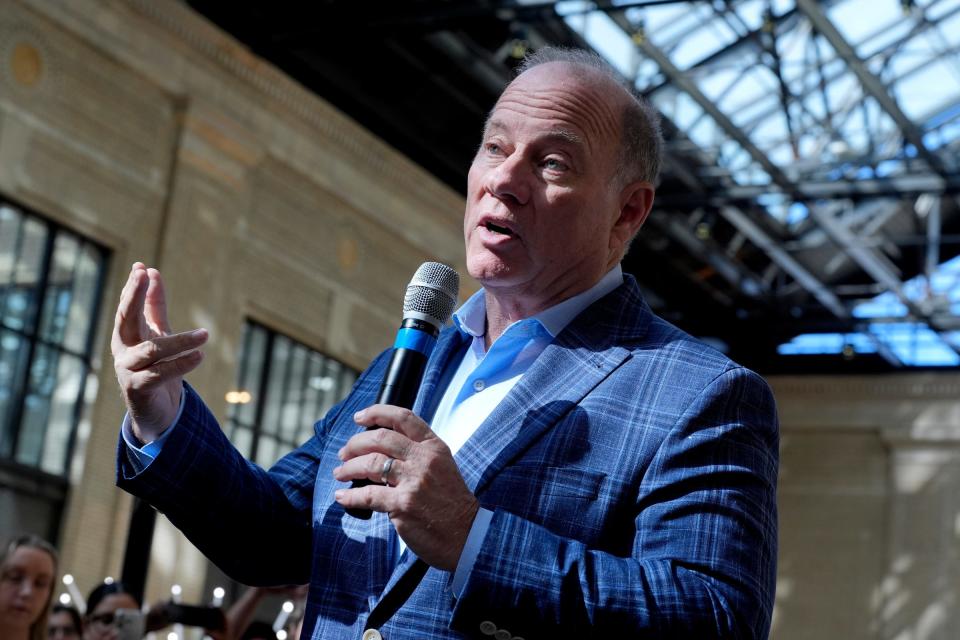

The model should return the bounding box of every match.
[82,582,140,640]
[223,585,306,640]
[47,604,82,639]
[0,534,58,640]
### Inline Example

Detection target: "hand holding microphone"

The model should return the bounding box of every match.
[333,261,480,570]
[344,262,459,519]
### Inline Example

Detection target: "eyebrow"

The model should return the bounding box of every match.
[483,119,584,147]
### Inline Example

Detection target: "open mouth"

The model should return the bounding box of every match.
[484,221,516,237]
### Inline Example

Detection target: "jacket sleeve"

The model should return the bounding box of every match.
[450,366,779,639]
[115,352,389,586]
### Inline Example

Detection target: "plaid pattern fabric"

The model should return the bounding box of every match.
[117,275,778,639]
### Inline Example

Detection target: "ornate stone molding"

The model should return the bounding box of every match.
[124,0,462,215]
[769,373,960,399]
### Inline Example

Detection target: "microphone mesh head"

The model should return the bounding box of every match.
[403,262,460,328]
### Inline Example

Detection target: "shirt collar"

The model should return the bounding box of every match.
[452,264,624,340]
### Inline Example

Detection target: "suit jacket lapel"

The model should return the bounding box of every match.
[414,328,470,423]
[367,326,469,598]
[372,332,632,608]
[457,276,651,495]
[374,277,652,606]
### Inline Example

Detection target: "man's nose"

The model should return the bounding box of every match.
[484,152,530,205]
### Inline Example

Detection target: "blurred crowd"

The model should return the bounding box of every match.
[1,534,306,640]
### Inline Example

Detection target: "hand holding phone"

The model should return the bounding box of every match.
[114,609,145,640]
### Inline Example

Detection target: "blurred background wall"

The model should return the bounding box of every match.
[0,0,466,612]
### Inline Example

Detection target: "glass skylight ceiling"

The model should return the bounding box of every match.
[557,0,960,366]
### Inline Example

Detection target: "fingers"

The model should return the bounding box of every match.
[334,483,393,513]
[337,406,449,488]
[332,441,479,571]
[335,424,412,487]
[114,264,149,347]
[114,264,174,351]
[333,451,400,486]
[338,423,413,462]
[144,268,172,335]
[116,329,208,373]
[353,405,434,443]
[125,349,204,392]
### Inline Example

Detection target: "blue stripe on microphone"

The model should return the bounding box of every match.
[393,328,437,355]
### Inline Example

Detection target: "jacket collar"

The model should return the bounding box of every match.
[375,275,653,600]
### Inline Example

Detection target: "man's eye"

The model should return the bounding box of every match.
[543,158,567,171]
[485,142,502,155]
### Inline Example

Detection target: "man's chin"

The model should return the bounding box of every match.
[466,259,521,286]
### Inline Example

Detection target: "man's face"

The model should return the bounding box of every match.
[464,63,632,303]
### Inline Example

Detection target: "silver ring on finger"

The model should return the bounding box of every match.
[380,457,395,486]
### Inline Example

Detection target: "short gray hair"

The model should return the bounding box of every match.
[515,46,663,186]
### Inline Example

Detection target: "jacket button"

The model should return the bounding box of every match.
[494,630,511,640]
[362,629,382,640]
[479,620,497,635]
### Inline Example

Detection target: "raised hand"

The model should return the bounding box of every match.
[111,263,208,443]
[333,405,480,571]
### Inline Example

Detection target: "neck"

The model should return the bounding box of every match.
[482,291,557,348]
[482,264,616,347]
[483,252,623,349]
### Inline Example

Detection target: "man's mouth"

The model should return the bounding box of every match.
[484,221,516,237]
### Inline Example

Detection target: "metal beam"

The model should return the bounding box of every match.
[718,206,848,318]
[647,211,769,298]
[807,203,960,356]
[858,327,905,367]
[584,7,847,318]
[636,6,801,96]
[630,23,799,196]
[920,194,941,283]
[561,2,960,361]
[807,205,908,300]
[795,0,950,177]
[655,172,960,206]
[597,4,960,344]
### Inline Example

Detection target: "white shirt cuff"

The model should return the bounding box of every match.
[120,386,187,471]
[451,507,493,597]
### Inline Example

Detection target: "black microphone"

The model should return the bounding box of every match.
[347,261,459,519]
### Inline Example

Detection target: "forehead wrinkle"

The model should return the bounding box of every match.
[556,88,621,150]
[493,85,620,157]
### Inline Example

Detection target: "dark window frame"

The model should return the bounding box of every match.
[0,198,109,478]
[225,319,359,467]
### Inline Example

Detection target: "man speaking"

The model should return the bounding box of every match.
[112,47,779,639]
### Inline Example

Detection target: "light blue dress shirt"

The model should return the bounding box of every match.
[122,265,625,595]
[428,265,624,594]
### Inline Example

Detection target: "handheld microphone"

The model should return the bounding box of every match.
[347,261,459,519]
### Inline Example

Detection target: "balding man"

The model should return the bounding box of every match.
[114,47,778,639]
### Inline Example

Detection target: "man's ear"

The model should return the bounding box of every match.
[611,180,655,250]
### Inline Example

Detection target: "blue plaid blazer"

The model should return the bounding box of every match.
[117,275,778,639]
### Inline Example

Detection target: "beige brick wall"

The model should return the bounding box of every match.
[1,0,469,606]
[770,374,960,640]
